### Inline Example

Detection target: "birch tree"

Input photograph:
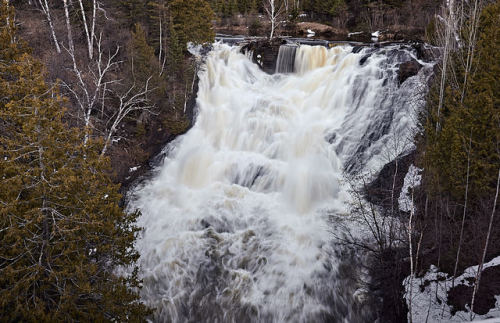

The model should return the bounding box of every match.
[60,4,156,152]
[36,0,60,53]
[264,0,284,39]
[77,0,98,59]
[435,0,456,132]
[62,33,121,144]
[100,78,156,156]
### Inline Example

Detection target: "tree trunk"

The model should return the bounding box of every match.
[39,0,61,53]
[63,0,74,54]
[470,169,500,316]
[452,133,472,287]
[78,0,93,59]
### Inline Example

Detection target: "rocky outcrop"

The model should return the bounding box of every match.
[294,22,348,40]
[398,60,423,84]
[365,151,416,210]
[240,38,286,74]
[414,43,440,62]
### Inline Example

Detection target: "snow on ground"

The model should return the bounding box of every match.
[348,31,364,37]
[473,319,500,323]
[399,164,422,213]
[404,256,500,322]
[129,166,140,173]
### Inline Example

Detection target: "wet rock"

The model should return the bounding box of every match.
[352,45,365,53]
[392,28,425,42]
[295,22,348,40]
[347,31,372,43]
[413,42,440,62]
[240,38,286,74]
[359,54,371,66]
[398,59,423,84]
[365,151,416,209]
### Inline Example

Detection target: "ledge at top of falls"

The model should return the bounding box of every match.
[224,35,439,75]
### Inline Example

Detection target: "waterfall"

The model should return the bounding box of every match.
[129,43,434,322]
[275,44,298,73]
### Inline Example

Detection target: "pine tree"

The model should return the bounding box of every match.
[128,23,164,88]
[127,22,168,113]
[417,0,499,275]
[423,0,499,201]
[118,0,149,27]
[170,0,215,49]
[0,3,151,320]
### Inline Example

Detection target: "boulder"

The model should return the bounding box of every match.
[398,59,423,84]
[240,38,285,74]
[365,151,416,209]
[413,42,440,62]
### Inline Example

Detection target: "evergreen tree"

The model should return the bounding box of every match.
[147,0,169,55]
[423,0,499,201]
[165,15,184,79]
[128,23,164,90]
[0,3,151,320]
[417,0,499,275]
[170,0,215,49]
[118,0,149,27]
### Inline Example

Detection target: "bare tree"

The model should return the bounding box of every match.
[62,33,120,144]
[460,0,482,103]
[36,0,61,53]
[151,1,169,76]
[61,31,155,154]
[63,0,74,53]
[264,0,285,39]
[100,78,156,156]
[78,0,97,59]
[470,169,500,317]
[434,0,467,132]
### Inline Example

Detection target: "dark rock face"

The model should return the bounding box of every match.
[448,265,500,315]
[398,60,423,84]
[414,43,440,62]
[365,151,416,209]
[240,38,286,74]
[347,31,373,43]
[118,74,201,195]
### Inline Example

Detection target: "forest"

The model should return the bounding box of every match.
[0,0,499,321]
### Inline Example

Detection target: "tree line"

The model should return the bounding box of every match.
[415,0,499,317]
[1,0,215,320]
[338,1,499,321]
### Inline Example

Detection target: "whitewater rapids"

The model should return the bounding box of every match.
[129,43,433,322]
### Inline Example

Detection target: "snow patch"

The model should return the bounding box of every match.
[398,164,422,213]
[404,256,500,322]
[129,166,141,173]
[348,31,363,37]
[187,42,203,58]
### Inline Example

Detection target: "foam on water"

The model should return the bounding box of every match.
[129,43,433,322]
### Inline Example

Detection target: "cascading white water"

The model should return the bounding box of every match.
[129,43,433,322]
[275,45,298,73]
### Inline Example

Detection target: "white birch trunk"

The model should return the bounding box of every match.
[470,169,500,317]
[78,0,93,59]
[39,0,61,53]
